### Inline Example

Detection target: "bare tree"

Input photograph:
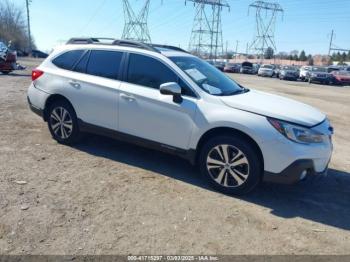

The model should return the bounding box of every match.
[0,0,35,53]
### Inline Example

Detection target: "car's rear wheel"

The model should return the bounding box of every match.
[47,100,80,145]
[199,136,262,195]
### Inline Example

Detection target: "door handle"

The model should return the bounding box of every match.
[120,93,135,102]
[68,80,81,88]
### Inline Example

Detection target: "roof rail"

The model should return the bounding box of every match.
[150,44,189,53]
[65,38,188,54]
[112,39,159,53]
[66,38,115,44]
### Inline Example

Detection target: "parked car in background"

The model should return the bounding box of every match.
[252,64,260,74]
[329,70,350,86]
[0,41,18,75]
[274,65,281,78]
[224,63,241,73]
[27,37,334,195]
[327,65,341,73]
[279,66,299,81]
[308,66,332,84]
[32,50,49,58]
[213,61,225,71]
[299,66,312,81]
[240,61,254,74]
[258,64,275,77]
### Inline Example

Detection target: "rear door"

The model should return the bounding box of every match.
[53,49,124,130]
[118,53,198,149]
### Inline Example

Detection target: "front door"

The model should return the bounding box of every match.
[118,53,198,149]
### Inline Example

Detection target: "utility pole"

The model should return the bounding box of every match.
[246,42,249,56]
[25,0,32,54]
[235,40,239,61]
[328,29,334,56]
[186,0,230,59]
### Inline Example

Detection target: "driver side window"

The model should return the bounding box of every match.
[127,53,196,97]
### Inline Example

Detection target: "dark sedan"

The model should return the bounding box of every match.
[279,66,299,81]
[224,63,241,73]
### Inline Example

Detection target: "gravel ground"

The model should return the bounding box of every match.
[0,58,349,255]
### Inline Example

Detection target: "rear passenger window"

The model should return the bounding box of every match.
[74,51,90,73]
[52,50,84,70]
[86,50,123,79]
[127,54,177,89]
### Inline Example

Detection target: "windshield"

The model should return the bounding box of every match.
[170,56,244,96]
[262,65,273,69]
[312,67,327,72]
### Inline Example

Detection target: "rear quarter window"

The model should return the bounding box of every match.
[52,50,84,70]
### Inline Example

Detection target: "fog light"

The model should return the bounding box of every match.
[300,170,307,180]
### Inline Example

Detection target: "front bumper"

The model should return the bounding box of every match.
[310,76,329,83]
[259,71,273,77]
[263,159,329,184]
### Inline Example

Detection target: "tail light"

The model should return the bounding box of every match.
[32,69,44,81]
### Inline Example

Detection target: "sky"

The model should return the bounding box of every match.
[12,0,350,55]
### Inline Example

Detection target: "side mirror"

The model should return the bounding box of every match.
[160,82,183,103]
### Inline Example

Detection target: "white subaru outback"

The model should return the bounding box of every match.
[27,38,333,195]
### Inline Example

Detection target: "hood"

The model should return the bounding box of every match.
[260,68,273,71]
[220,90,325,127]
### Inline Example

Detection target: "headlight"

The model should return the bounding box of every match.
[311,73,317,77]
[267,118,325,144]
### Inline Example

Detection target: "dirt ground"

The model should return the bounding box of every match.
[0,58,350,255]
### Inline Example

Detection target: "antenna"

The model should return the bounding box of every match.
[248,1,283,60]
[186,0,230,59]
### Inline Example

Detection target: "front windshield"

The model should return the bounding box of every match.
[262,65,273,69]
[312,67,326,72]
[170,56,244,96]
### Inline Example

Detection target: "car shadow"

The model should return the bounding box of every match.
[73,134,350,231]
[0,72,30,77]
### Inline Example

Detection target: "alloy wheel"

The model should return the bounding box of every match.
[49,107,73,139]
[206,144,250,188]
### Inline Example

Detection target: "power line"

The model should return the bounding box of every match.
[79,0,108,34]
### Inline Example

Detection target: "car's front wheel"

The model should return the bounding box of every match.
[47,100,80,145]
[199,136,262,195]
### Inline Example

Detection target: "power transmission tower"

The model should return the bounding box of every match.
[25,0,32,53]
[122,0,152,43]
[186,0,230,59]
[248,1,283,59]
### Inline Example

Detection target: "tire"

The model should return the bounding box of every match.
[1,71,10,75]
[198,136,262,195]
[47,100,80,145]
